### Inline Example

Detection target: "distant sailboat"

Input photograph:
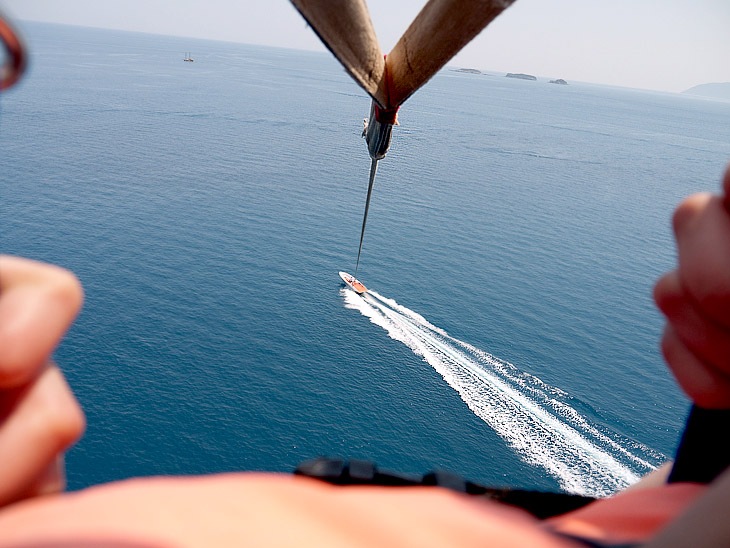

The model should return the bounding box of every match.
[183,52,194,62]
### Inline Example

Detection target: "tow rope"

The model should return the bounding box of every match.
[354,158,378,277]
[353,100,398,276]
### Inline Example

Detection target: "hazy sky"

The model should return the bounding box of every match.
[3,0,729,92]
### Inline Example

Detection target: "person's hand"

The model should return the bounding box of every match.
[654,164,730,409]
[0,255,85,507]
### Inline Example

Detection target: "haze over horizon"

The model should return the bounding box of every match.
[2,0,729,93]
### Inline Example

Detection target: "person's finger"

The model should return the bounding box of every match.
[660,325,730,409]
[722,163,730,211]
[654,271,730,376]
[0,362,85,506]
[0,256,83,387]
[20,454,66,499]
[672,193,730,330]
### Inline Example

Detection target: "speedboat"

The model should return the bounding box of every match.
[339,271,367,294]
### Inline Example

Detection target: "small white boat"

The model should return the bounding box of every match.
[339,271,367,294]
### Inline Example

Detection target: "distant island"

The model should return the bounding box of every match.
[682,82,730,101]
[549,79,568,85]
[453,68,482,74]
[506,73,536,81]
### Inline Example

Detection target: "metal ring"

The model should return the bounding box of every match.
[0,12,27,91]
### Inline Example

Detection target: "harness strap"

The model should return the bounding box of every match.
[668,405,730,484]
[295,457,596,520]
[551,532,640,548]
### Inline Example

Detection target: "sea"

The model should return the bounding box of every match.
[3,21,730,498]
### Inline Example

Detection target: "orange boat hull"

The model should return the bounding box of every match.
[338,271,367,294]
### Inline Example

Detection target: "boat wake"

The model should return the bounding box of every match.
[341,287,664,497]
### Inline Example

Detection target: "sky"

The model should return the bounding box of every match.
[2,0,729,93]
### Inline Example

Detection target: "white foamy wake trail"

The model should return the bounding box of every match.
[342,288,663,497]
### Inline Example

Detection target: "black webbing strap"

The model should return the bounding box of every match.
[294,457,596,520]
[668,405,730,484]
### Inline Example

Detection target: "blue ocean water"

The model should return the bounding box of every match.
[3,21,730,497]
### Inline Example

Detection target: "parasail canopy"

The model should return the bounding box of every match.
[289,0,517,110]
